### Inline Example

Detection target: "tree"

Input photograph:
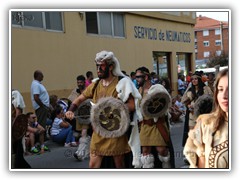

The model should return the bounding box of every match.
[206,52,228,68]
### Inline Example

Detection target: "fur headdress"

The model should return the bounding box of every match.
[95,50,125,77]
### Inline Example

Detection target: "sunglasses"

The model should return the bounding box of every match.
[135,75,145,79]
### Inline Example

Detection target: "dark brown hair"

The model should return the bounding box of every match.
[212,68,228,131]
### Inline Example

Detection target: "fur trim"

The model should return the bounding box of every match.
[158,152,171,168]
[140,84,171,119]
[91,97,130,138]
[92,77,99,83]
[116,77,143,121]
[197,113,216,125]
[141,154,154,168]
[74,136,91,161]
[194,94,213,118]
[183,138,198,168]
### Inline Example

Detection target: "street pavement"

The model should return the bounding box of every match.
[24,116,189,169]
[24,141,89,169]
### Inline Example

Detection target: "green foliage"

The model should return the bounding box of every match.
[207,52,229,68]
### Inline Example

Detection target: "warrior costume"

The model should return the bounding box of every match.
[139,84,174,168]
[181,86,213,127]
[83,77,131,156]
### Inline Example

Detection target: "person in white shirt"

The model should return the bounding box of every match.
[31,70,49,130]
[177,74,186,96]
[12,89,26,117]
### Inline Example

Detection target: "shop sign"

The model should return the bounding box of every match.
[134,26,191,43]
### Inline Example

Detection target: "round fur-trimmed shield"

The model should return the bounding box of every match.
[91,97,130,138]
[75,99,92,125]
[140,84,171,118]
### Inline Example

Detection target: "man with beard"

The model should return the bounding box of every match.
[68,75,86,102]
[135,66,174,168]
[68,75,87,131]
[68,75,91,160]
[65,50,142,168]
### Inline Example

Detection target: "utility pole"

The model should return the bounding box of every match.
[220,21,224,52]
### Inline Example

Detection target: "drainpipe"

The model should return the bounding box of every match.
[220,21,224,52]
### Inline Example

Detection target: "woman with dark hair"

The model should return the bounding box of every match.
[181,71,213,130]
[183,68,228,168]
[161,77,172,95]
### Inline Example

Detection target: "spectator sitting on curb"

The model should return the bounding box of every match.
[25,112,49,154]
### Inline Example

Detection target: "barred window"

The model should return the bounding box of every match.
[86,12,125,38]
[12,11,63,32]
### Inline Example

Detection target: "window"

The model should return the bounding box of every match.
[203,41,209,47]
[216,50,222,56]
[215,40,221,46]
[86,12,125,37]
[45,12,63,31]
[194,41,197,49]
[204,51,210,58]
[215,28,221,35]
[153,51,171,78]
[203,30,209,36]
[12,11,63,31]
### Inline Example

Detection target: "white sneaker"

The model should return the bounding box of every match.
[64,143,71,147]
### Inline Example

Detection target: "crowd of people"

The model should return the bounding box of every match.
[11,50,229,169]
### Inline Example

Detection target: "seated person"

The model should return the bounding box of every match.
[50,105,77,147]
[175,95,186,113]
[169,97,184,124]
[25,112,49,154]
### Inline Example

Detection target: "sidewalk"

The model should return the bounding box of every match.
[24,116,189,169]
[24,139,89,169]
[169,115,189,168]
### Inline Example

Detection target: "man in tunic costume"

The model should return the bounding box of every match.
[65,50,142,168]
[135,66,174,168]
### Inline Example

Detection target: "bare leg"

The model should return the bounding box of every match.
[25,137,30,151]
[113,154,125,168]
[155,146,168,156]
[39,132,45,153]
[89,153,103,168]
[29,132,35,148]
[142,146,152,155]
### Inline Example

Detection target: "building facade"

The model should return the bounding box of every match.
[11,11,196,112]
[194,15,229,65]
